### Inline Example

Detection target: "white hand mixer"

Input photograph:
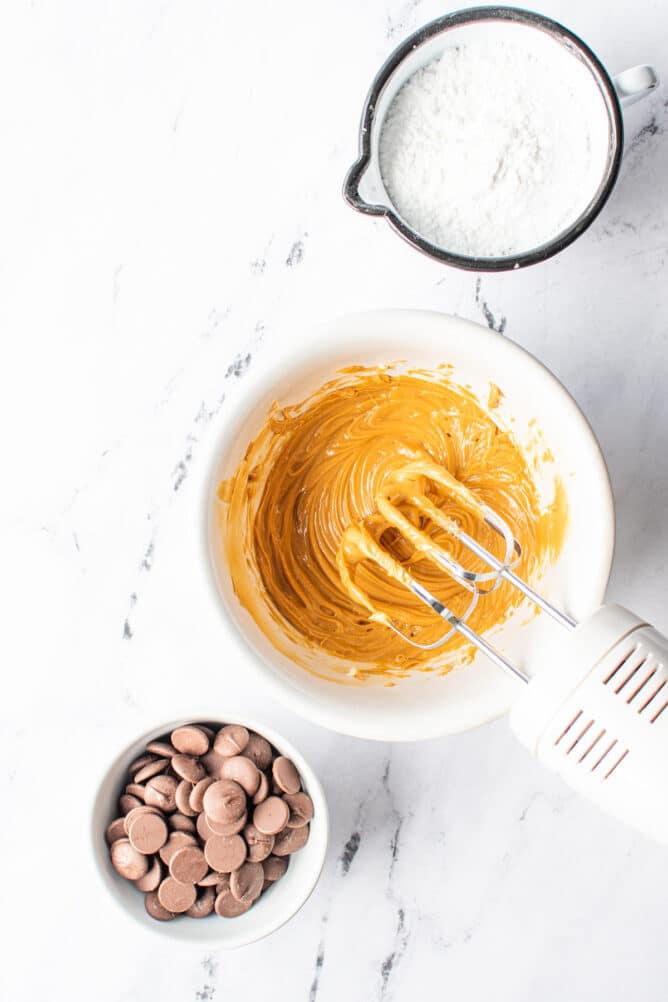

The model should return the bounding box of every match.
[339,459,668,844]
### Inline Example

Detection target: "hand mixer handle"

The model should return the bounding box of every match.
[509,605,668,844]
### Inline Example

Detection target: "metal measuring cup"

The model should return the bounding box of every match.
[344,6,659,272]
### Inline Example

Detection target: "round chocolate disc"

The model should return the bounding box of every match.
[169,845,208,884]
[118,794,142,815]
[158,876,197,914]
[253,796,290,836]
[252,772,269,806]
[187,886,215,918]
[124,783,147,800]
[272,756,301,795]
[243,823,275,862]
[172,754,206,784]
[263,855,289,881]
[105,817,127,845]
[196,812,216,842]
[145,890,175,922]
[213,725,249,758]
[159,831,197,865]
[123,805,162,836]
[244,733,273,771]
[272,823,310,856]
[189,776,215,814]
[201,749,227,779]
[202,780,246,824]
[145,775,178,812]
[214,888,252,917]
[128,812,168,855]
[175,779,197,817]
[111,838,149,881]
[169,813,197,834]
[197,870,223,887]
[220,756,261,796]
[230,862,264,904]
[171,725,210,756]
[146,740,176,757]
[204,834,247,873]
[215,873,231,895]
[133,758,168,784]
[129,753,155,776]
[206,812,247,836]
[134,856,162,892]
[284,792,314,828]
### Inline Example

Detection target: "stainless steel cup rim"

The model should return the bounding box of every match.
[343,5,625,273]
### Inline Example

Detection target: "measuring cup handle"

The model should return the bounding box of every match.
[613,64,659,107]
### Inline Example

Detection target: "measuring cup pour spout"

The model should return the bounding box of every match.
[343,154,386,216]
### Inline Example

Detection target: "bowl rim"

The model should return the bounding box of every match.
[90,713,330,947]
[343,4,624,272]
[201,309,615,741]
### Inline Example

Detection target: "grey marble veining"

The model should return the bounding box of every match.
[2,0,668,999]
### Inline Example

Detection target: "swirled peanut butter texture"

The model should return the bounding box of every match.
[216,368,567,682]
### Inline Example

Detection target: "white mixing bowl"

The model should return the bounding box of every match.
[203,311,614,741]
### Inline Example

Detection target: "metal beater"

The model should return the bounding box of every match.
[338,459,668,845]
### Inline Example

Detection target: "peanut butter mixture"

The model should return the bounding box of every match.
[216,367,567,681]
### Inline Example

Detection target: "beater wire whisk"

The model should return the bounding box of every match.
[338,458,576,685]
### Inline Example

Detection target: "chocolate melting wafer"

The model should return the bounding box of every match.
[107,721,313,921]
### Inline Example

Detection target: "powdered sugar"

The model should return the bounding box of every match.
[379,31,611,258]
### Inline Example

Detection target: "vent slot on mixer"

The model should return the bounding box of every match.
[554,709,583,746]
[603,643,649,695]
[555,711,595,755]
[602,643,668,722]
[591,737,617,773]
[566,718,594,754]
[649,694,668,724]
[604,749,629,778]
[613,658,646,695]
[638,679,666,714]
[554,711,629,780]
[602,646,636,686]
[625,666,656,704]
[578,728,606,763]
[592,739,629,779]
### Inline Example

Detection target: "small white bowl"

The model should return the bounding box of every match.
[91,715,329,947]
[202,310,615,741]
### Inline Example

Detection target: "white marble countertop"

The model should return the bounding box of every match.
[3,0,668,999]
